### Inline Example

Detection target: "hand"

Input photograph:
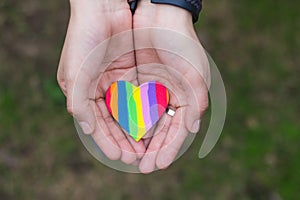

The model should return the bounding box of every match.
[57,0,146,164]
[133,0,211,173]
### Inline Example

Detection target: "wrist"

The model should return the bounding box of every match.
[151,0,202,23]
[136,0,193,27]
[70,0,129,13]
[155,4,193,25]
[99,0,129,11]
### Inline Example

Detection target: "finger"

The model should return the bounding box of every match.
[131,159,141,167]
[156,109,188,169]
[142,126,156,148]
[143,138,151,148]
[97,99,136,164]
[91,101,121,160]
[142,123,156,140]
[139,114,171,174]
[125,135,146,159]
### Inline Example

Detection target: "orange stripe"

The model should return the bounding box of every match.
[110,82,118,121]
[166,88,169,103]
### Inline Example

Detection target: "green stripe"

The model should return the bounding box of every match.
[126,82,138,139]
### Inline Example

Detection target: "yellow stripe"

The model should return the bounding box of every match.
[133,87,146,140]
[110,82,118,121]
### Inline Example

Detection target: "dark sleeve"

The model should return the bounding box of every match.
[151,0,203,23]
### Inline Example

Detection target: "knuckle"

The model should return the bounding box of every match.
[103,113,114,124]
[160,123,170,134]
[66,100,80,116]
[66,105,75,115]
[172,121,181,131]
[57,72,65,89]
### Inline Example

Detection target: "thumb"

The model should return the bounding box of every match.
[66,75,96,134]
[185,87,209,133]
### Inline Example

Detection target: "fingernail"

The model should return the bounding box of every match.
[79,122,93,134]
[191,120,200,133]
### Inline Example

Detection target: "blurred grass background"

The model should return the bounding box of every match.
[0,0,299,199]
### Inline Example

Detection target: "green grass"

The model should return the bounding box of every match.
[0,0,300,199]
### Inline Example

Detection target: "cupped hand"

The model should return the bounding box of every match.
[133,0,211,173]
[57,0,210,171]
[57,0,146,164]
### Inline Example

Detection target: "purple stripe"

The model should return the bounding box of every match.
[148,82,159,124]
[141,84,151,130]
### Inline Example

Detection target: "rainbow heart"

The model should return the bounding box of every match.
[105,81,169,141]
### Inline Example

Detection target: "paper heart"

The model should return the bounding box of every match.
[105,81,169,142]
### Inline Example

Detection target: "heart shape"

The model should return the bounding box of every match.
[105,81,169,141]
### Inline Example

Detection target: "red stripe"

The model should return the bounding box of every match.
[105,87,112,114]
[155,82,168,116]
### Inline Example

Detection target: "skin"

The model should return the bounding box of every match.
[57,0,145,164]
[134,0,210,173]
[57,0,210,173]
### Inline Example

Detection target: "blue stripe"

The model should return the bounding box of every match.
[148,81,159,124]
[118,81,130,133]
